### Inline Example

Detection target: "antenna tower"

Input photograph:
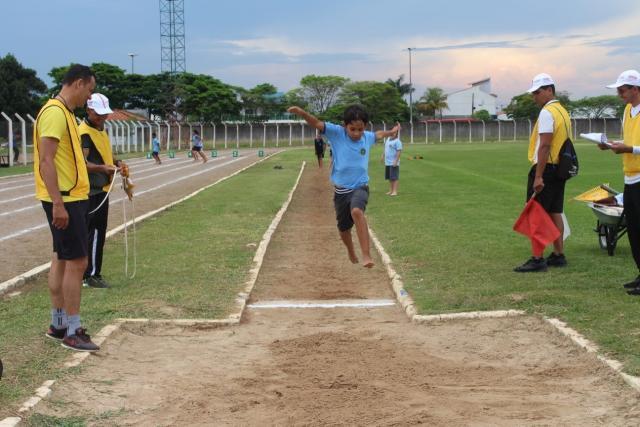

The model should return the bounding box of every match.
[159,0,186,74]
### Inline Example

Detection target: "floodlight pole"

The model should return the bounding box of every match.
[128,53,138,74]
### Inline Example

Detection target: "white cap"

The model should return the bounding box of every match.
[86,93,113,115]
[606,69,640,88]
[527,73,555,93]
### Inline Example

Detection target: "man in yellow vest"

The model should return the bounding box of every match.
[514,73,572,272]
[601,70,640,294]
[34,64,99,351]
[80,93,126,289]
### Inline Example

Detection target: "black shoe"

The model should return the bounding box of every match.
[546,253,567,267]
[623,276,640,289]
[61,328,100,352]
[83,276,109,289]
[514,257,547,272]
[45,325,66,341]
[95,276,111,288]
[627,287,640,296]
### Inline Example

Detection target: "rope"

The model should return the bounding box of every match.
[88,171,118,215]
[122,194,137,279]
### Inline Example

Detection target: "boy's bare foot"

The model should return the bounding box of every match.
[389,193,397,196]
[348,252,359,264]
[385,191,391,195]
[362,257,374,268]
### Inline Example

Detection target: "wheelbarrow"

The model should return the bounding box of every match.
[589,202,626,256]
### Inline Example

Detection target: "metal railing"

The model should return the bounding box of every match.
[0,115,624,166]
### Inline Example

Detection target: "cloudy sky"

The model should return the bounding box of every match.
[2,0,640,107]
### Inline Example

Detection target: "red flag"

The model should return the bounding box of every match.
[513,197,560,255]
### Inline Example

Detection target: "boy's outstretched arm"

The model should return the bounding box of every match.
[375,122,401,140]
[287,106,325,132]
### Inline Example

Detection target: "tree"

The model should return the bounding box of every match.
[504,90,573,119]
[48,62,128,108]
[385,74,413,97]
[328,81,409,123]
[0,54,47,116]
[416,87,448,118]
[571,95,624,118]
[503,93,539,119]
[472,109,491,121]
[176,73,241,122]
[238,83,282,117]
[296,75,348,114]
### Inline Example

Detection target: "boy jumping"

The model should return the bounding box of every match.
[287,105,400,268]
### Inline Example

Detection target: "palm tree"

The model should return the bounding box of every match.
[417,87,448,119]
[385,74,414,97]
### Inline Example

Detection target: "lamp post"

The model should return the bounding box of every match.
[407,47,414,125]
[128,53,138,74]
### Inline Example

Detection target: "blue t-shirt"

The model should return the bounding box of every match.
[384,137,403,166]
[191,134,203,148]
[152,137,160,152]
[323,122,376,189]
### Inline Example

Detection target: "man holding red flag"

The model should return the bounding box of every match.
[514,73,571,272]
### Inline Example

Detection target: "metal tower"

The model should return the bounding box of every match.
[159,0,186,74]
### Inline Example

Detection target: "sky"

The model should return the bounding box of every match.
[2,0,640,108]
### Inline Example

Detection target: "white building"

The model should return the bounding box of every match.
[442,78,498,118]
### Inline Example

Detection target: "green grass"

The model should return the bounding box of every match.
[0,151,302,418]
[367,140,640,374]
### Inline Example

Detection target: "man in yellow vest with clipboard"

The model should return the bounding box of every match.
[34,64,100,352]
[80,93,126,289]
[601,70,640,295]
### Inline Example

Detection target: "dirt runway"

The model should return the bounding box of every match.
[30,165,640,426]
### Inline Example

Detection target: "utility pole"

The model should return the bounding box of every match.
[408,47,413,125]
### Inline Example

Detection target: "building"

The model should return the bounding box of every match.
[442,78,498,118]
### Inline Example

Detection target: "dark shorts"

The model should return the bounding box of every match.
[42,200,89,260]
[316,150,325,158]
[385,166,400,181]
[333,186,369,232]
[526,164,566,214]
[152,151,159,156]
[192,146,202,152]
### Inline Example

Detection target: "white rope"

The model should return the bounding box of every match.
[87,171,118,215]
[122,179,137,280]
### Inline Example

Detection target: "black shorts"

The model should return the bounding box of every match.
[315,150,325,158]
[333,186,369,232]
[526,164,566,214]
[385,166,399,181]
[192,146,202,152]
[42,200,89,260]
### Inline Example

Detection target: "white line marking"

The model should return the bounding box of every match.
[247,299,397,309]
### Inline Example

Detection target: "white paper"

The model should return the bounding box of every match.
[562,212,571,241]
[580,132,611,146]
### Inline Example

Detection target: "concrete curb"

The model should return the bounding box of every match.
[232,161,306,322]
[0,152,280,297]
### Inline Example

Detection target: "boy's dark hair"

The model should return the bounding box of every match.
[152,132,157,137]
[62,64,95,86]
[193,129,199,135]
[343,104,369,125]
[540,84,556,95]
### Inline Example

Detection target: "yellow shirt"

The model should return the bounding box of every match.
[622,103,640,177]
[34,99,89,202]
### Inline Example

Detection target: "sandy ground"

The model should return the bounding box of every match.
[30,164,640,426]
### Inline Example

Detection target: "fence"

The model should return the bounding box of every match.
[0,114,624,167]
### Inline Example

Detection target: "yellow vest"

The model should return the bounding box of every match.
[622,103,640,177]
[78,120,115,192]
[34,99,89,202]
[528,101,572,165]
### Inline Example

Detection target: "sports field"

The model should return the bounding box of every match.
[1,141,639,424]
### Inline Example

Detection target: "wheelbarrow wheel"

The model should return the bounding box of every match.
[597,223,608,250]
[606,225,618,256]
